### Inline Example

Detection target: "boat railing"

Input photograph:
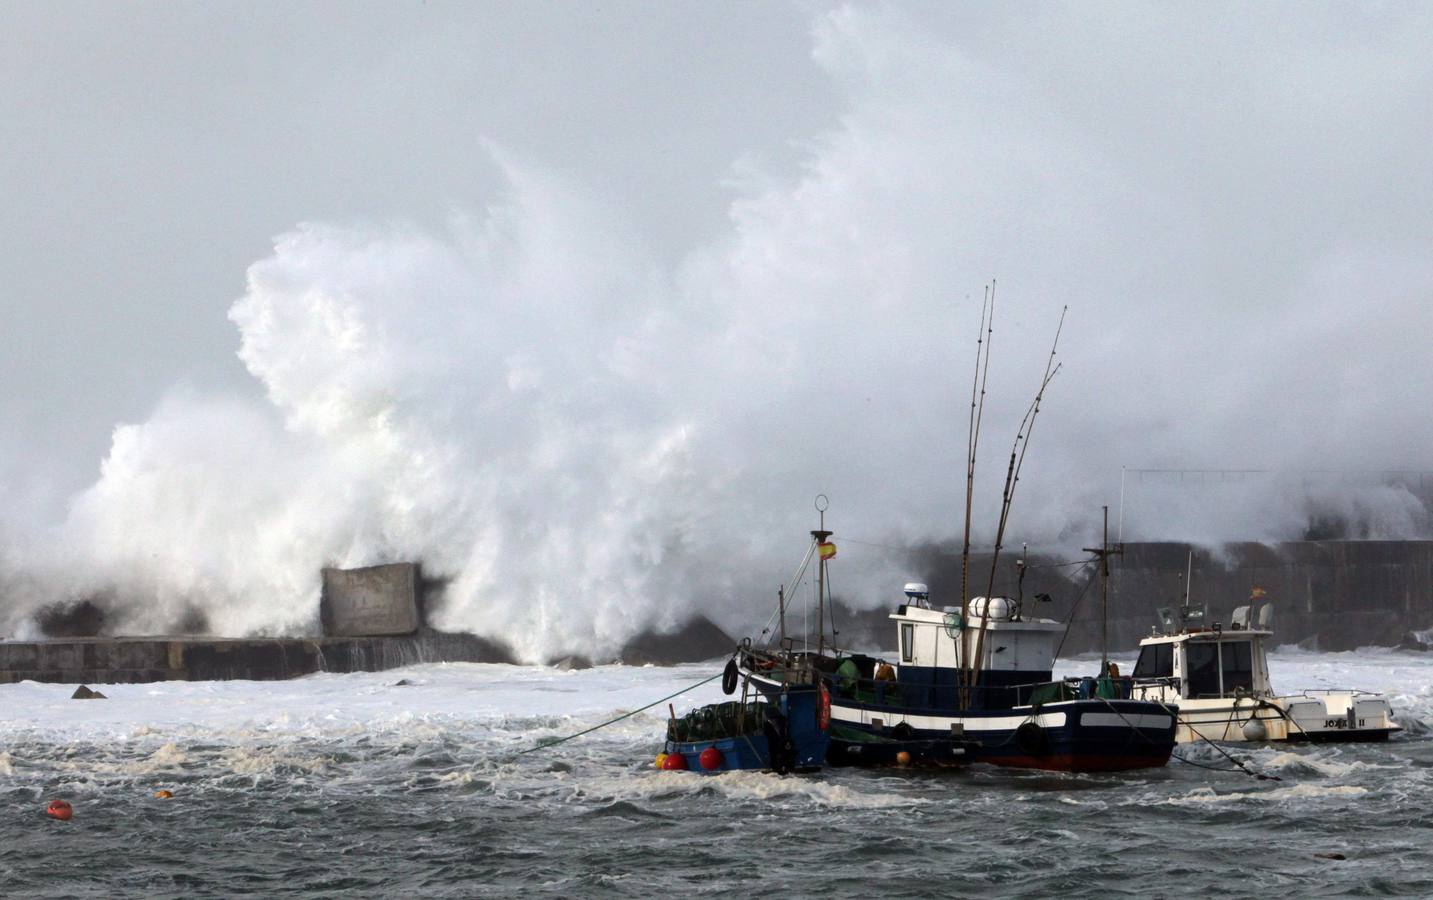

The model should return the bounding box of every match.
[1129,676,1179,697]
[818,668,1144,710]
[666,699,770,744]
[1011,676,1140,706]
[737,648,824,686]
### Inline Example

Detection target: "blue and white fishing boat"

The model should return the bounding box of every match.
[736,528,1177,773]
[731,297,1175,772]
[659,662,831,774]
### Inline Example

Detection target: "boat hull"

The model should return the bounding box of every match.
[663,680,831,774]
[826,698,1178,773]
[826,729,974,768]
[1131,689,1402,744]
[663,733,826,773]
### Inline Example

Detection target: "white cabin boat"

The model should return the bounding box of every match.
[1127,601,1400,743]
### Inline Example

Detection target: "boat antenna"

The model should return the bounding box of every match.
[813,494,831,657]
[966,306,1066,699]
[961,283,995,664]
[1082,506,1122,678]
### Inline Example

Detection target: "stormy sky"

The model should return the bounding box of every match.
[3,3,1432,655]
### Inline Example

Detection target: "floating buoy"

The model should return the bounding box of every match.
[653,753,668,769]
[895,751,912,767]
[661,752,688,771]
[46,800,73,821]
[699,747,723,771]
[155,790,174,799]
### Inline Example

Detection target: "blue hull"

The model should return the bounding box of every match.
[828,697,1177,772]
[663,681,831,774]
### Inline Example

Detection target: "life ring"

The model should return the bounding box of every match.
[721,659,739,695]
[817,682,832,732]
[1015,721,1050,757]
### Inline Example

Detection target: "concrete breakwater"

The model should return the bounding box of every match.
[2,561,739,684]
[1060,540,1433,653]
[0,632,510,685]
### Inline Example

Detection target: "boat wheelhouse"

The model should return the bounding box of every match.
[1128,601,1400,743]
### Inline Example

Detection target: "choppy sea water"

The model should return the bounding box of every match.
[4,648,1433,898]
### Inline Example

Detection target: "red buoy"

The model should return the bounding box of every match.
[46,800,73,821]
[698,747,723,771]
[661,752,689,771]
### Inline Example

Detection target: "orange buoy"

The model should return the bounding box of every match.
[698,747,723,771]
[895,751,912,767]
[661,752,688,771]
[654,753,668,769]
[46,800,73,821]
[155,789,174,799]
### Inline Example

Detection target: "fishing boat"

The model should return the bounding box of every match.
[736,531,1177,772]
[738,294,1176,772]
[658,661,832,774]
[1126,596,1401,743]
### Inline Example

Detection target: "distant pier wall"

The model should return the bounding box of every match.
[826,540,1433,656]
[0,632,513,685]
[1057,540,1433,654]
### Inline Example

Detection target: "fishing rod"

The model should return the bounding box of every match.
[966,306,1067,699]
[960,283,994,673]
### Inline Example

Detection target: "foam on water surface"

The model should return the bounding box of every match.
[2,651,1432,897]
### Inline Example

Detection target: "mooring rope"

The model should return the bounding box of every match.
[1088,694,1279,781]
[511,670,725,757]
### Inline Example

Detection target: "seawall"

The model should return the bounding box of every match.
[0,631,512,685]
[1060,540,1433,654]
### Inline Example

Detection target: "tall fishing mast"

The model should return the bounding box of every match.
[813,494,831,657]
[965,306,1066,703]
[1083,506,1122,677]
[961,284,994,668]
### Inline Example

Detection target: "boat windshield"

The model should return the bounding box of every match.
[1221,640,1254,693]
[1186,639,1255,697]
[1187,643,1219,697]
[1132,642,1173,678]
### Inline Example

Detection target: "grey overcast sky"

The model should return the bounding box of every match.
[3,2,1433,652]
[1,1,837,492]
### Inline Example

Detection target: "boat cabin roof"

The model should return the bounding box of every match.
[889,603,1061,630]
[1139,627,1271,646]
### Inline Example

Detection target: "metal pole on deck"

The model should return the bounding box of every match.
[814,499,830,658]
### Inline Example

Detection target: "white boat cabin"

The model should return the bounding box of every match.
[891,585,1062,676]
[1130,626,1274,700]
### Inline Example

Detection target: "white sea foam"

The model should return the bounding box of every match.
[1164,783,1370,807]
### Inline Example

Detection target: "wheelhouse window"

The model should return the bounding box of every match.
[1185,642,1220,698]
[1221,640,1254,694]
[900,623,914,663]
[1133,642,1173,678]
